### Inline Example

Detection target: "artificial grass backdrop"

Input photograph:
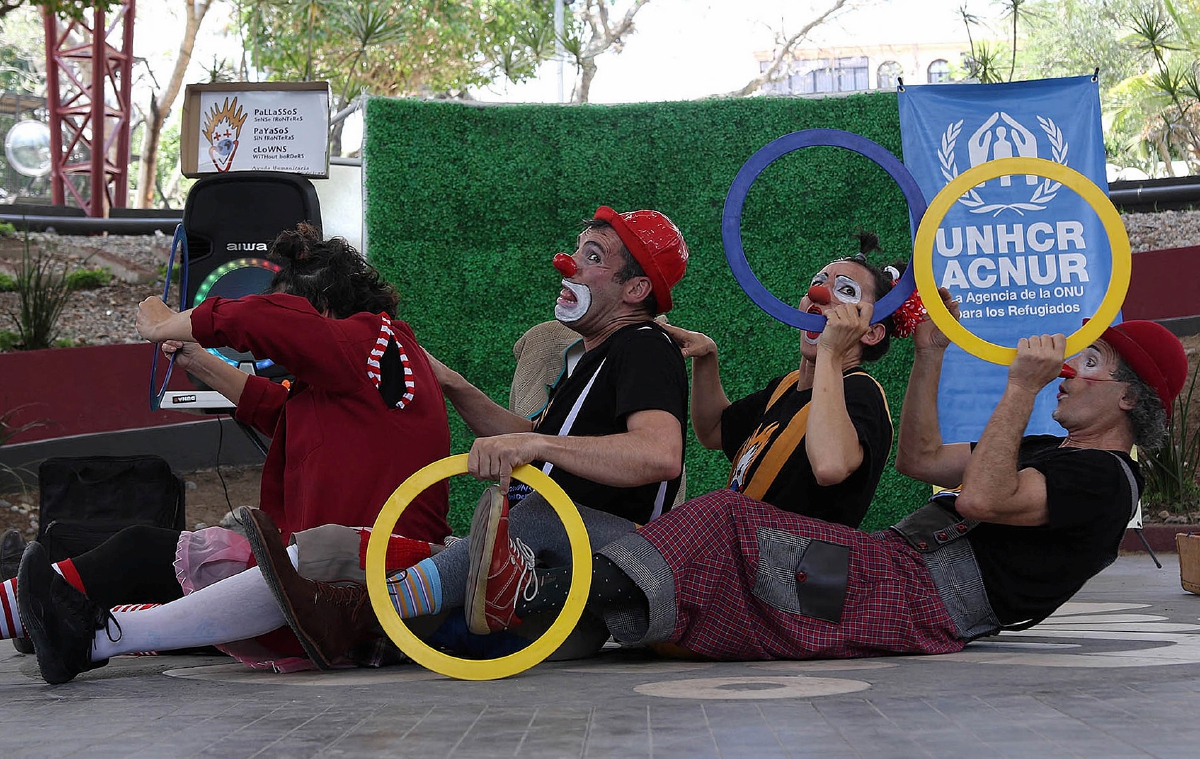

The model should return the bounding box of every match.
[363,93,929,533]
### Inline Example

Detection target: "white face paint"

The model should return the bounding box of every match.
[802,271,865,345]
[554,279,592,323]
[830,274,863,304]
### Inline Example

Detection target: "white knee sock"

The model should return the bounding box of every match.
[91,543,300,661]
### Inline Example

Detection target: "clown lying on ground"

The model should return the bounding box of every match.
[462,310,1185,661]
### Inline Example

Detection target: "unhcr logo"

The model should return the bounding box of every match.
[938,111,1069,215]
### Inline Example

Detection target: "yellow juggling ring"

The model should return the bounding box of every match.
[365,454,591,681]
[912,157,1131,365]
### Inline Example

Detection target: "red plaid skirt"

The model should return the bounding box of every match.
[606,490,964,661]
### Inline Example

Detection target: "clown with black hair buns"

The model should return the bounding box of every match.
[661,230,918,529]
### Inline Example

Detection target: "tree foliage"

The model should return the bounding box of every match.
[241,0,554,110]
[133,0,215,209]
[965,0,1200,176]
[0,6,43,94]
[0,0,113,22]
[1018,0,1144,85]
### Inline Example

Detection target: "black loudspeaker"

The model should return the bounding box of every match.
[182,171,321,380]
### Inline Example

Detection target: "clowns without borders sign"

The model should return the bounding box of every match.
[181,82,330,178]
[898,75,1113,442]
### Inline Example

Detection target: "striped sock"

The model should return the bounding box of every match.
[0,578,20,639]
[55,559,87,595]
[0,560,90,640]
[109,604,163,656]
[386,557,442,618]
[110,603,161,613]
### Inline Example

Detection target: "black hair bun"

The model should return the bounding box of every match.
[853,229,881,256]
[270,222,321,262]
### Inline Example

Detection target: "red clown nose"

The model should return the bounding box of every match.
[553,252,577,277]
[807,284,831,306]
[1058,364,1076,379]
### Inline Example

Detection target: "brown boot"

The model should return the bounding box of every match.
[239,507,378,669]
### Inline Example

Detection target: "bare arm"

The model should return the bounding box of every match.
[805,302,873,485]
[424,349,534,436]
[141,299,249,406]
[136,297,194,343]
[660,323,729,450]
[895,288,972,487]
[467,408,683,493]
[955,334,1064,526]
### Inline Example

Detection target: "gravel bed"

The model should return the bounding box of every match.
[0,231,172,272]
[1123,210,1200,252]
[0,233,173,347]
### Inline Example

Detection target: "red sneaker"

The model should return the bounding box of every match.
[464,486,539,635]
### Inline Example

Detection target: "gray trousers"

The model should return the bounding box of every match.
[431,492,636,608]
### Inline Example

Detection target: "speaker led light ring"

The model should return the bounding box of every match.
[722,129,927,332]
[912,157,1131,365]
[366,455,591,681]
[192,257,281,304]
[192,257,282,370]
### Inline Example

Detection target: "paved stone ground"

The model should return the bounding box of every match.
[1,553,1198,758]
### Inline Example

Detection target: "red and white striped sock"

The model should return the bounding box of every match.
[0,577,20,639]
[110,603,160,613]
[92,567,284,661]
[0,560,93,640]
[108,604,163,656]
[54,558,87,595]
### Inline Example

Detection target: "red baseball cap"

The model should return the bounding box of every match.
[593,206,688,313]
[1097,320,1188,417]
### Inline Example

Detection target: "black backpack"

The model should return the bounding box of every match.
[37,456,187,563]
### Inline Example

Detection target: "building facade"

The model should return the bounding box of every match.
[756,41,971,96]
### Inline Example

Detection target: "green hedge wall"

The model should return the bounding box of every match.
[363,94,929,534]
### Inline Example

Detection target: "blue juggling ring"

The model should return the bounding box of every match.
[721,129,926,331]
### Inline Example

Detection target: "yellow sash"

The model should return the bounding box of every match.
[729,369,883,501]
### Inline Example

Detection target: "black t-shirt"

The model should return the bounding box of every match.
[510,322,687,524]
[966,435,1141,625]
[719,368,892,528]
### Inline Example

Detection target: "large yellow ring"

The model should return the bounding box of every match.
[912,157,1131,365]
[365,454,591,680]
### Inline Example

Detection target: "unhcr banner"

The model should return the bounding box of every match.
[898,75,1112,442]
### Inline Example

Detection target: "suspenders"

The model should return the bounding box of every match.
[538,326,677,520]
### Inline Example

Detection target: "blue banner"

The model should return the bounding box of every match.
[898,75,1113,442]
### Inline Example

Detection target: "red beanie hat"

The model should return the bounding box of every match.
[1099,320,1188,417]
[593,206,688,313]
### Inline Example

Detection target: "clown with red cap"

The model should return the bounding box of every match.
[586,305,1188,661]
[353,205,694,648]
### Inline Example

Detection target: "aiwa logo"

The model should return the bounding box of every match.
[226,242,269,252]
[938,111,1069,216]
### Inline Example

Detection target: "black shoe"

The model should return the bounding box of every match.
[16,542,111,684]
[0,529,23,580]
[0,529,33,654]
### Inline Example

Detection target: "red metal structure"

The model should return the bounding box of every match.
[43,1,136,217]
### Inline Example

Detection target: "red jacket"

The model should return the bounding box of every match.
[191,293,451,542]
